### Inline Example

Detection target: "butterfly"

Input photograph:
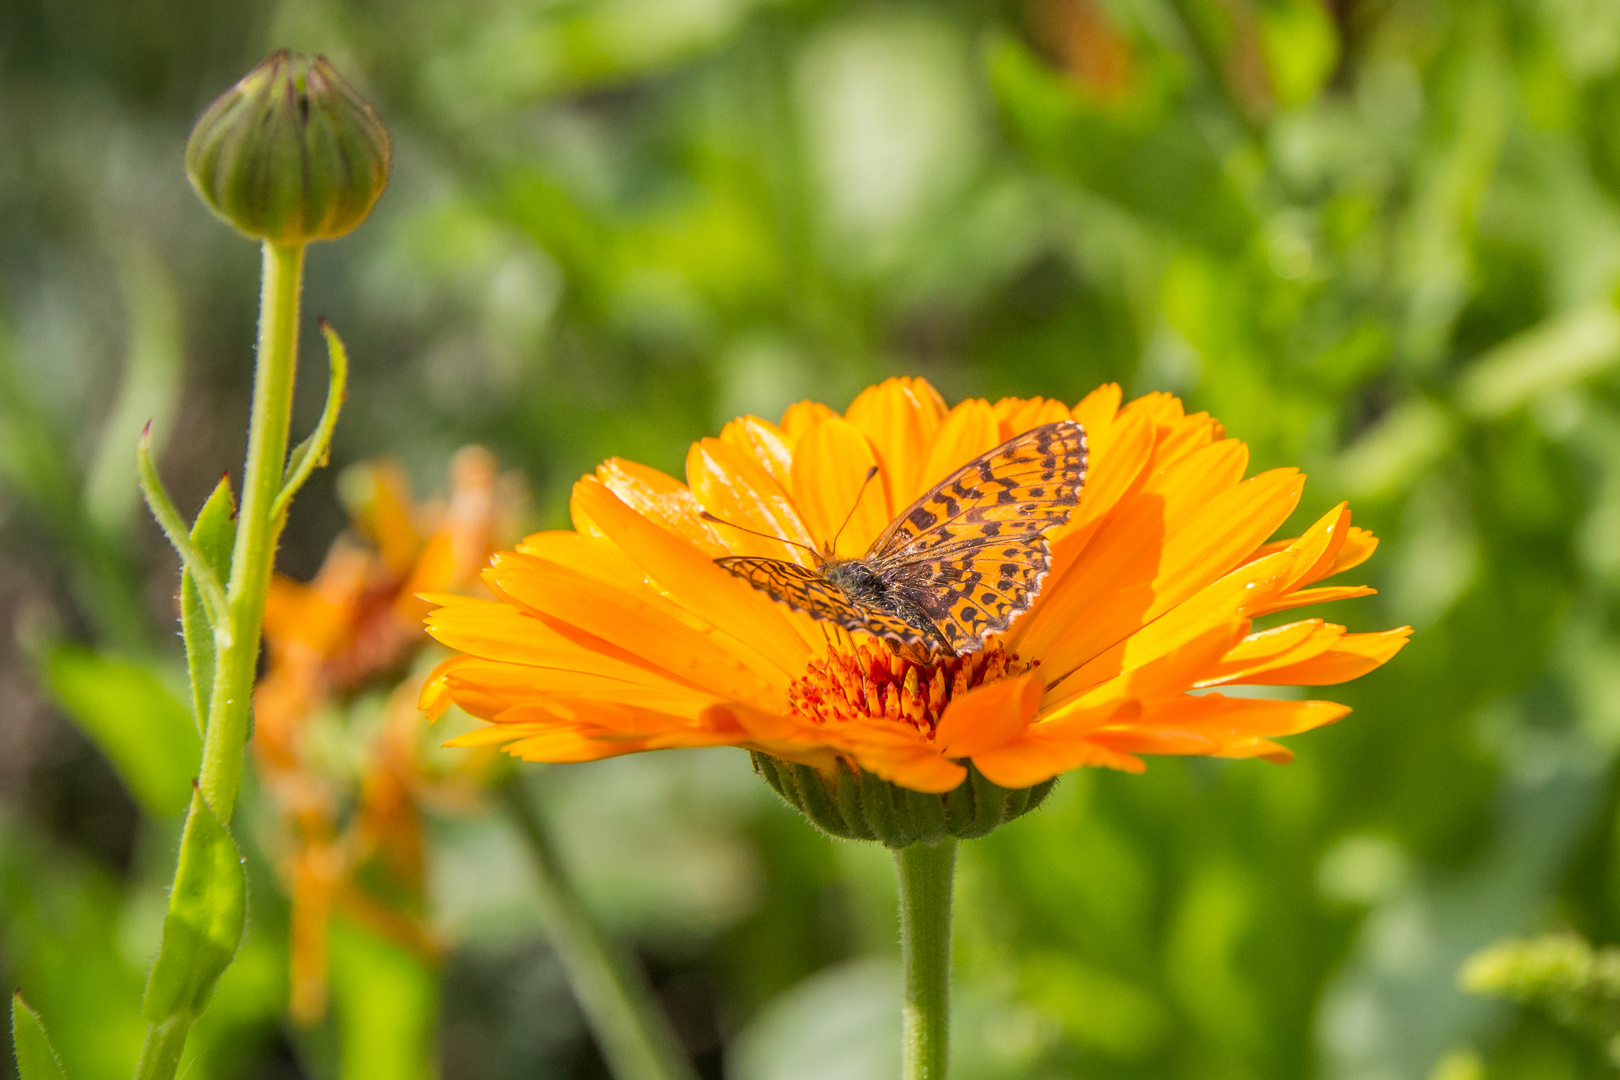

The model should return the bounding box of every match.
[709,420,1088,655]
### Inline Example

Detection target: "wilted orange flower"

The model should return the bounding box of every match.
[254,447,519,1023]
[420,381,1409,802]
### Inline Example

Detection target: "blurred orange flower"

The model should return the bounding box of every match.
[254,447,519,1024]
[420,381,1409,797]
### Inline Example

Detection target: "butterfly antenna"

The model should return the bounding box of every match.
[699,510,823,562]
[828,466,880,555]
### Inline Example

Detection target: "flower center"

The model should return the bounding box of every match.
[787,638,1035,734]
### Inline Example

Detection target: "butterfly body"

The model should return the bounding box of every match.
[819,557,948,650]
[714,420,1088,656]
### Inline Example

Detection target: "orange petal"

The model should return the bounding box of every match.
[993,397,1073,441]
[1191,620,1341,687]
[1015,411,1156,633]
[780,400,838,441]
[1042,495,1339,704]
[934,672,1043,758]
[1041,620,1251,725]
[917,399,1001,491]
[1032,468,1304,686]
[1229,627,1412,685]
[860,752,967,794]
[1071,383,1123,437]
[720,416,797,490]
[1141,693,1351,738]
[487,553,786,706]
[1251,585,1377,617]
[596,459,728,555]
[791,416,891,555]
[844,377,947,510]
[687,437,816,565]
[573,478,818,671]
[971,726,1145,787]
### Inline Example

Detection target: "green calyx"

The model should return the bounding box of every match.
[750,751,1055,849]
[185,50,391,245]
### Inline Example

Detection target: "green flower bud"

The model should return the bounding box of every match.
[750,752,1055,848]
[186,51,391,245]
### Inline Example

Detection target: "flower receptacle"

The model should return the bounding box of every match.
[750,751,1055,848]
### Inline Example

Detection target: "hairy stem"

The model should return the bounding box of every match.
[199,240,303,821]
[896,838,956,1080]
[134,240,305,1079]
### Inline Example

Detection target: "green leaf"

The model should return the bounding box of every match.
[11,994,68,1080]
[182,477,236,735]
[141,789,246,1023]
[42,647,200,817]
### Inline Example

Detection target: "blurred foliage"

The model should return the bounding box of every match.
[1461,933,1620,1066]
[9,0,1620,1078]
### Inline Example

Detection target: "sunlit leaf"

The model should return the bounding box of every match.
[142,789,246,1023]
[182,476,236,735]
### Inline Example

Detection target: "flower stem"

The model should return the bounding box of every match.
[133,241,305,1079]
[199,240,303,822]
[896,838,956,1080]
[497,774,699,1080]
[132,1015,189,1080]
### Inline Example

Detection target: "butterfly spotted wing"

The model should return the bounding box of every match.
[714,420,1089,654]
[711,555,930,646]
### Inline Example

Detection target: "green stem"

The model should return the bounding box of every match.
[498,775,699,1080]
[199,240,303,822]
[133,241,305,1079]
[132,1014,189,1080]
[896,838,956,1080]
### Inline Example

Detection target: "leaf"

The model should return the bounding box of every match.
[42,647,200,817]
[142,789,246,1023]
[182,477,236,735]
[11,995,68,1080]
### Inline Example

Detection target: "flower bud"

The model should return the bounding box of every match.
[750,752,1054,848]
[186,51,391,245]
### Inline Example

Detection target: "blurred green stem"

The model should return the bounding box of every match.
[897,839,956,1080]
[498,773,699,1080]
[199,240,303,823]
[134,240,305,1080]
[132,1016,189,1080]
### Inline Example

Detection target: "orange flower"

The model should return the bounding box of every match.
[253,447,518,1023]
[420,381,1408,808]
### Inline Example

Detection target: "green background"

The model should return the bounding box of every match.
[4,0,1620,1076]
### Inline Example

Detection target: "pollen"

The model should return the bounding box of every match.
[786,638,1036,734]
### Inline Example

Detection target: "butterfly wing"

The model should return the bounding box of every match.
[866,420,1088,653]
[713,556,930,646]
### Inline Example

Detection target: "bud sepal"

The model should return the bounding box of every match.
[186,50,391,245]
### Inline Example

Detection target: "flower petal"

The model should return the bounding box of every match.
[596,458,728,555]
[1030,467,1304,688]
[844,377,947,510]
[720,416,798,490]
[1043,497,1342,705]
[486,552,787,706]
[971,725,1145,787]
[791,416,891,555]
[573,477,818,671]
[934,671,1043,758]
[1226,627,1412,685]
[918,399,1001,490]
[688,437,817,564]
[780,400,838,441]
